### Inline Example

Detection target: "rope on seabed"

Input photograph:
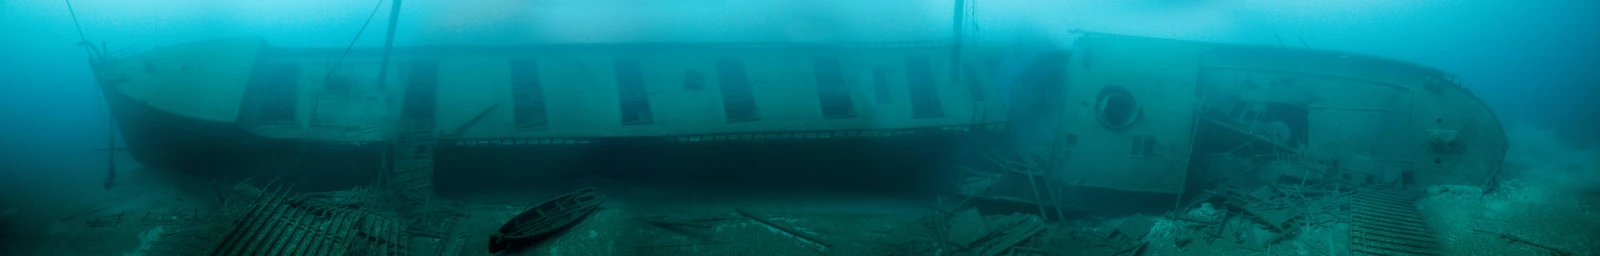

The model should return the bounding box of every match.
[326,0,389,82]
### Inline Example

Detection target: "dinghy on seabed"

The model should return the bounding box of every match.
[488,187,606,254]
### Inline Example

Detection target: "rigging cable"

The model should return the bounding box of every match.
[950,0,964,98]
[67,0,117,190]
[326,0,389,83]
[65,0,102,61]
[65,0,87,42]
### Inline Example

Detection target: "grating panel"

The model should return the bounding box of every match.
[1349,191,1440,256]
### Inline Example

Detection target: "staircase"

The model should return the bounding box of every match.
[387,119,435,198]
[384,119,467,255]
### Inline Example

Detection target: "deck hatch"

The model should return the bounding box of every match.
[716,59,759,122]
[509,59,549,130]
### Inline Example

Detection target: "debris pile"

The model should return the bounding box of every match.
[871,209,1054,256]
[1145,180,1362,255]
[869,206,1200,256]
[624,208,839,254]
[134,183,414,256]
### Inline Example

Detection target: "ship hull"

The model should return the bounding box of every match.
[106,85,387,190]
[109,82,1001,193]
[96,34,1508,198]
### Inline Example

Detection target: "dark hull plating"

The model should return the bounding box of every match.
[107,84,1000,193]
[105,86,387,191]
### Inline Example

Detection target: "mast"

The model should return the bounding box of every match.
[374,0,403,90]
[950,0,964,88]
[371,0,438,205]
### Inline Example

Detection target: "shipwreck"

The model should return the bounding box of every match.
[87,31,1506,200]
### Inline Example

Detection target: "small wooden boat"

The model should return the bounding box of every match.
[488,187,606,254]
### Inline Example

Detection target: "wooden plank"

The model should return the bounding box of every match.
[302,209,338,256]
[240,192,295,256]
[286,208,316,256]
[265,207,307,256]
[329,209,361,256]
[210,186,283,256]
[980,224,1046,256]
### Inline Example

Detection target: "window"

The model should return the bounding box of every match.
[1096,85,1140,129]
[964,64,986,101]
[614,59,653,124]
[509,59,549,130]
[716,59,759,121]
[812,57,855,118]
[248,62,300,124]
[402,60,438,120]
[905,57,943,117]
[872,67,892,104]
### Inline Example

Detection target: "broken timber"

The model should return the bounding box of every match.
[735,208,833,248]
[1472,229,1576,256]
[950,214,1046,256]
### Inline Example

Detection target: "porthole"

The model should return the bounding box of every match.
[1095,85,1140,129]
